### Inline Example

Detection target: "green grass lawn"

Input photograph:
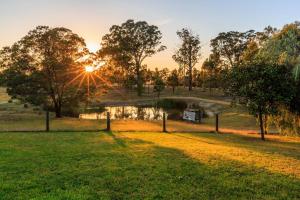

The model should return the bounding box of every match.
[0,131,299,199]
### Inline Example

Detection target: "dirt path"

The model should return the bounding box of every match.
[162,96,231,106]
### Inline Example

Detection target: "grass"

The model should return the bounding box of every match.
[0,131,299,199]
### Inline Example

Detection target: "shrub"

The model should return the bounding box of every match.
[156,99,187,110]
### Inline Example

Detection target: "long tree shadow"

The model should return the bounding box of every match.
[105,131,127,147]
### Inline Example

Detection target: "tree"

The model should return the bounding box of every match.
[153,75,165,98]
[254,22,300,135]
[173,28,201,91]
[228,63,295,140]
[210,30,255,68]
[99,19,166,96]
[167,69,179,94]
[0,26,89,117]
[202,53,220,92]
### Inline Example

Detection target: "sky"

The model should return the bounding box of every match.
[1,0,300,69]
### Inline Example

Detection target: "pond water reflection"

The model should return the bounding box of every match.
[79,106,169,120]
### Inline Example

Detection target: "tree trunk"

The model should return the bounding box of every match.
[264,115,268,135]
[172,86,175,94]
[188,46,192,91]
[147,84,150,95]
[136,64,142,96]
[55,104,62,118]
[258,111,265,140]
[189,68,192,91]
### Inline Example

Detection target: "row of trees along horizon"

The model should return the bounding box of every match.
[1,20,300,139]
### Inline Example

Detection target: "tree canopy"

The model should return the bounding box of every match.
[173,28,201,91]
[228,62,295,140]
[210,30,256,68]
[99,19,166,96]
[0,26,89,117]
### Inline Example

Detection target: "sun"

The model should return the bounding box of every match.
[86,42,100,53]
[85,66,95,73]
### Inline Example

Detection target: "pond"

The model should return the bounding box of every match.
[79,99,208,121]
[80,106,164,120]
[79,106,185,121]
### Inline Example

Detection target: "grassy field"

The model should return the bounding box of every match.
[0,131,299,199]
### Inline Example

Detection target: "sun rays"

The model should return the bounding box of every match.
[65,61,126,102]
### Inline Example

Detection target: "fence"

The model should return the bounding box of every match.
[0,109,221,133]
[0,99,264,134]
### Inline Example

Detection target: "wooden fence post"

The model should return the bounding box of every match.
[163,112,167,133]
[198,110,202,124]
[46,110,49,132]
[106,112,111,131]
[215,113,219,133]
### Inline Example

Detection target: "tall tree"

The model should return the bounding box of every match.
[173,28,201,91]
[228,62,295,140]
[0,26,89,117]
[254,22,300,135]
[99,19,166,96]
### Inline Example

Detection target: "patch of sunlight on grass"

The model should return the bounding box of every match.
[111,120,162,132]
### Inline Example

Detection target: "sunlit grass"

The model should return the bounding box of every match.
[121,132,300,178]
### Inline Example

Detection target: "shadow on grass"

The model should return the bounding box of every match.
[105,131,127,147]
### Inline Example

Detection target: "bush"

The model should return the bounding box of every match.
[32,107,41,112]
[273,108,300,136]
[156,99,187,110]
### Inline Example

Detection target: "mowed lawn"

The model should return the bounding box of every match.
[0,132,300,199]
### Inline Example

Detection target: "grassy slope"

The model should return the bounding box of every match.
[0,131,299,199]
